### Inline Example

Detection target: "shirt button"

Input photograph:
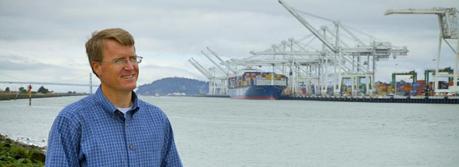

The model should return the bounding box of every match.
[128,144,135,150]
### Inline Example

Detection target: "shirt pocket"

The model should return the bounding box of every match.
[137,124,165,158]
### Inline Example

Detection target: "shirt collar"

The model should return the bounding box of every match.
[94,86,140,115]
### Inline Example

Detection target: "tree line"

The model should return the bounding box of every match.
[1,86,51,94]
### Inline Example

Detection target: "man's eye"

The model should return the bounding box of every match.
[129,57,137,62]
[114,59,124,64]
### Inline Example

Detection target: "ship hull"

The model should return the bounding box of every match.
[228,85,285,100]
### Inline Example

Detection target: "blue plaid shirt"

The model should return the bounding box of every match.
[45,88,182,167]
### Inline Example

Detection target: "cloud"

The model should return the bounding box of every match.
[0,0,457,93]
[0,58,45,71]
[139,64,207,85]
[0,55,90,82]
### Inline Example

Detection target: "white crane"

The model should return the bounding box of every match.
[201,50,228,77]
[188,58,215,95]
[188,58,212,79]
[277,0,408,96]
[188,58,227,95]
[385,7,459,95]
[206,47,237,74]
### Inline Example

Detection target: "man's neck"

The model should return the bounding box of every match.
[101,86,132,108]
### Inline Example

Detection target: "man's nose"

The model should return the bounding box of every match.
[123,60,136,70]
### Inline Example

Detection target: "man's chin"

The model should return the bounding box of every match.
[125,84,137,91]
[119,81,136,91]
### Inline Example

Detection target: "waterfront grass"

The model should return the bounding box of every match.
[0,92,86,101]
[0,134,45,167]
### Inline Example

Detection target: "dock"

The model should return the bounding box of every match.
[279,96,459,104]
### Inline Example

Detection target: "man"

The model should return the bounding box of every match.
[46,28,182,167]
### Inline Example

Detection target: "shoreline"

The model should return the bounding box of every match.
[0,133,45,166]
[0,92,87,101]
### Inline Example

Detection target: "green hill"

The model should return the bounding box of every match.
[136,77,208,96]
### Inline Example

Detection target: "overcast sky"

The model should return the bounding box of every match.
[0,0,458,92]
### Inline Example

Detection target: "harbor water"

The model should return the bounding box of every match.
[0,96,458,166]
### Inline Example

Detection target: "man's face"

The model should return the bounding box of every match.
[92,40,138,93]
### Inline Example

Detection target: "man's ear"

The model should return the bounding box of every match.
[91,61,102,77]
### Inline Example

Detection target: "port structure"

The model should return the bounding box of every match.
[385,7,459,95]
[243,0,407,96]
[392,71,417,96]
[189,0,409,97]
[188,47,232,96]
[190,1,458,97]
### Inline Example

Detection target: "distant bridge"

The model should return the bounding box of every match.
[0,81,97,87]
[0,73,98,93]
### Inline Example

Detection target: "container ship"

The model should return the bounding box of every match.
[228,71,288,99]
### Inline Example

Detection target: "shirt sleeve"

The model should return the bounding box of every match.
[45,115,81,167]
[161,118,183,167]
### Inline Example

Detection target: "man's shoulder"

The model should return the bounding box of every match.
[137,99,163,113]
[137,99,168,120]
[58,95,97,118]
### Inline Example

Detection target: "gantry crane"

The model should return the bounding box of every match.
[391,71,417,96]
[206,47,237,75]
[190,47,241,96]
[385,7,459,95]
[188,58,227,95]
[277,0,408,96]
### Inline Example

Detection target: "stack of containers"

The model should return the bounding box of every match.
[414,80,425,96]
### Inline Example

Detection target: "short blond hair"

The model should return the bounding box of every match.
[85,28,135,75]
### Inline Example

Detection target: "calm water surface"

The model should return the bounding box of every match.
[0,96,458,167]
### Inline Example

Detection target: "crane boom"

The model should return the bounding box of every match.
[385,8,458,39]
[278,0,337,53]
[386,7,459,94]
[385,8,452,15]
[201,50,228,76]
[340,25,366,46]
[188,58,212,79]
[206,47,236,73]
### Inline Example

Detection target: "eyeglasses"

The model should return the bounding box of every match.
[105,56,143,66]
